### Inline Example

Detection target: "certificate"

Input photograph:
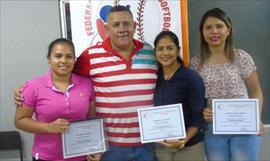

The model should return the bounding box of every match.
[138,104,186,143]
[62,119,107,158]
[213,99,259,134]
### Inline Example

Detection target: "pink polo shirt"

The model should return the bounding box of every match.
[22,70,95,161]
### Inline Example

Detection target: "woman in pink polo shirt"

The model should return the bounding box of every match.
[14,38,101,161]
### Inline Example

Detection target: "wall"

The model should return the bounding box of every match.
[1,0,269,161]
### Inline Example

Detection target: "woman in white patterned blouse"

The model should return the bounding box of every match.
[190,8,264,161]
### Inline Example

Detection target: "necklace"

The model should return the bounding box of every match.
[164,65,180,80]
[164,72,175,80]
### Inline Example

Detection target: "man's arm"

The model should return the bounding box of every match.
[14,87,23,106]
[73,49,91,77]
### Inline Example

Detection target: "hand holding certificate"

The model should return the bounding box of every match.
[138,104,186,143]
[212,99,259,134]
[62,119,107,159]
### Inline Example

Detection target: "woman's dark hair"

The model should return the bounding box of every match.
[199,8,234,66]
[47,38,75,58]
[154,30,184,65]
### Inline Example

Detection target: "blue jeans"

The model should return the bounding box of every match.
[204,123,261,161]
[101,143,157,161]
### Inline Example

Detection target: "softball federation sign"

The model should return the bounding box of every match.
[60,0,189,64]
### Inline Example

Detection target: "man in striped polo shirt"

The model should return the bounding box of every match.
[74,5,158,161]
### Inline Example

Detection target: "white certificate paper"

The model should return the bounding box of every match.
[138,104,186,143]
[62,119,106,158]
[213,99,259,134]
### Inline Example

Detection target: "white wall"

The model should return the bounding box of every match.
[0,1,60,160]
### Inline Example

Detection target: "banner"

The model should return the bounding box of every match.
[60,0,189,64]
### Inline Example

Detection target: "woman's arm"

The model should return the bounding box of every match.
[203,107,213,122]
[86,101,102,161]
[245,71,263,115]
[87,101,96,119]
[14,106,69,134]
[245,70,264,134]
[87,153,102,161]
[157,126,199,149]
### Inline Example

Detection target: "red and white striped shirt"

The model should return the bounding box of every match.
[74,38,157,146]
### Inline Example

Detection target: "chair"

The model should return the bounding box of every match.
[0,131,23,161]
